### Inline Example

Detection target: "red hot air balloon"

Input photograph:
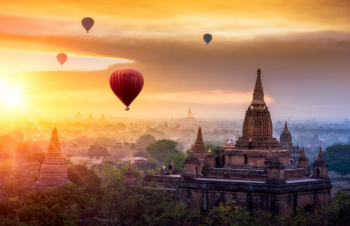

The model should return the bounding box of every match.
[82,17,94,33]
[56,53,67,66]
[109,68,144,111]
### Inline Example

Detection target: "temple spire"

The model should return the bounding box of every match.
[197,127,202,139]
[251,68,266,107]
[317,147,324,160]
[186,108,193,117]
[284,121,288,131]
[33,128,70,190]
[191,127,206,153]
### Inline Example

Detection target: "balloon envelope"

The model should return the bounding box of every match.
[56,53,67,66]
[109,68,144,110]
[82,17,94,33]
[203,34,212,45]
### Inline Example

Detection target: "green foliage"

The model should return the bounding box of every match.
[67,163,102,196]
[186,148,191,158]
[146,139,180,162]
[163,152,186,173]
[15,183,91,226]
[324,144,350,179]
[205,144,217,157]
[277,206,307,226]
[176,142,185,152]
[95,163,200,226]
[136,134,157,147]
[204,200,271,226]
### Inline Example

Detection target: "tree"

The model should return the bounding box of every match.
[129,143,137,150]
[136,134,157,147]
[324,144,350,179]
[145,128,166,139]
[67,163,102,196]
[87,145,110,158]
[206,144,217,157]
[133,149,150,158]
[176,142,184,152]
[14,142,32,157]
[15,183,91,226]
[164,152,186,173]
[95,164,200,226]
[146,139,180,162]
[25,153,46,165]
[204,200,274,226]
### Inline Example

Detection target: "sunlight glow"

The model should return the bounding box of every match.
[0,80,23,107]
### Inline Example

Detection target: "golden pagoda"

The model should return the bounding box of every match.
[185,108,197,121]
[33,128,70,190]
[186,108,194,117]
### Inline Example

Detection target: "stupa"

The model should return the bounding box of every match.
[99,114,108,123]
[33,128,70,190]
[86,113,94,122]
[280,121,300,165]
[184,108,197,121]
[75,111,82,118]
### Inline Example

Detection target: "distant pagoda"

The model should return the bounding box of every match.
[33,128,70,190]
[99,114,108,123]
[75,111,82,118]
[86,113,94,122]
[185,108,197,121]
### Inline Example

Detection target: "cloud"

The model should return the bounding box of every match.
[141,90,273,105]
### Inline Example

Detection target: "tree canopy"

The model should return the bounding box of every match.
[146,139,180,162]
[163,152,186,173]
[87,145,110,158]
[324,144,350,179]
[136,134,157,147]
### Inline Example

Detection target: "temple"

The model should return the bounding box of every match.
[33,128,71,190]
[86,113,94,122]
[304,132,322,148]
[279,121,301,166]
[99,114,108,123]
[143,68,332,214]
[184,108,196,121]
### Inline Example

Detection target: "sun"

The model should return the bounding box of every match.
[3,89,22,107]
[0,80,23,108]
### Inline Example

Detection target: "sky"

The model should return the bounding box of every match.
[0,0,350,120]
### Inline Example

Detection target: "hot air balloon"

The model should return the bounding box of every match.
[203,34,212,45]
[109,68,144,111]
[82,17,94,33]
[56,53,67,66]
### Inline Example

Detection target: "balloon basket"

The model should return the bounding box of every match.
[125,107,130,111]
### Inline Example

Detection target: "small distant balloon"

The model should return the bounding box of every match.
[82,17,94,33]
[56,53,67,66]
[203,34,212,45]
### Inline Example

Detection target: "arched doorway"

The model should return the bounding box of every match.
[316,168,320,179]
[195,166,198,178]
[244,154,247,165]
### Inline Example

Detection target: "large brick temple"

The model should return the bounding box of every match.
[143,68,332,214]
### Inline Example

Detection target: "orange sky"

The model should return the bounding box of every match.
[1,0,350,119]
